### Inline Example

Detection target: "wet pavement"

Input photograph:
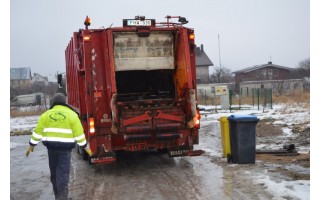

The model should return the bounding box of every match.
[10,120,308,200]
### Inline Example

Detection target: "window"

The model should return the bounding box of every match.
[261,69,266,78]
[273,69,279,77]
[256,70,260,77]
[268,69,273,79]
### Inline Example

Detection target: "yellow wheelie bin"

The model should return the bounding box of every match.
[219,116,231,161]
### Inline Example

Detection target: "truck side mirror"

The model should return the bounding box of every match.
[57,74,63,87]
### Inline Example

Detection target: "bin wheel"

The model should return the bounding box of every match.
[227,154,231,163]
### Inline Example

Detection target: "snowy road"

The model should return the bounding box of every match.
[11,116,309,200]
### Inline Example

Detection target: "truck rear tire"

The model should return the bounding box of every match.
[157,148,168,154]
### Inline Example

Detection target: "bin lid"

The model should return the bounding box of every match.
[228,114,259,122]
[219,116,228,121]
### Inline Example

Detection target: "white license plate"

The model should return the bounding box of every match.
[127,20,152,26]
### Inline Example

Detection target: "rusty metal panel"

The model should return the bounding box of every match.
[113,32,174,71]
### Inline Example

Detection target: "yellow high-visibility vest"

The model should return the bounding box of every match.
[30,105,87,147]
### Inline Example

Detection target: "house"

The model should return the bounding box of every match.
[233,61,293,87]
[233,61,303,95]
[10,67,32,89]
[31,73,48,86]
[195,44,214,83]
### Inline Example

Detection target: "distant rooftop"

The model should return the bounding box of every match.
[10,67,32,80]
[195,44,214,67]
[233,62,293,74]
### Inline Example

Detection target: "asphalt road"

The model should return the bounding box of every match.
[10,120,303,200]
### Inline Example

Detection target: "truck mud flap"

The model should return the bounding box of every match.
[169,149,205,157]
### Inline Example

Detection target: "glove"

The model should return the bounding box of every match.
[84,146,93,157]
[25,145,34,156]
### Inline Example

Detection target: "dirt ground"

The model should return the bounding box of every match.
[256,153,310,179]
[255,120,310,181]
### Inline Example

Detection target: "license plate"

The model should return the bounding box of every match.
[127,19,152,26]
[169,149,189,157]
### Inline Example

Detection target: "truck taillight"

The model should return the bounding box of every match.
[194,110,201,129]
[89,117,95,136]
[84,35,90,41]
[189,33,195,40]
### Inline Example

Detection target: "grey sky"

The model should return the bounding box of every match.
[10,0,310,77]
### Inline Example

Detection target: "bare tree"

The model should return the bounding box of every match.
[298,58,310,75]
[272,80,290,96]
[290,58,310,79]
[31,82,58,109]
[47,82,59,98]
[210,66,234,83]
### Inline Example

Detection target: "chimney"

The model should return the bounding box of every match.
[201,44,204,52]
[268,61,272,64]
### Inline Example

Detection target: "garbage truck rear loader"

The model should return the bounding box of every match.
[64,16,203,164]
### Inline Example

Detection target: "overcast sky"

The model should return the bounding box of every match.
[10,0,310,77]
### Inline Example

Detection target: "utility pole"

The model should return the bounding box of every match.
[218,34,222,71]
[218,34,222,83]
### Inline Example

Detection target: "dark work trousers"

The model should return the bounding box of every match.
[48,149,72,200]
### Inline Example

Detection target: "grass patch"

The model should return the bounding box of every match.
[198,91,310,111]
[10,130,32,136]
[273,92,310,109]
[10,106,47,117]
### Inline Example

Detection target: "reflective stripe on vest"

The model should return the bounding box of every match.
[30,138,40,145]
[30,131,42,145]
[43,128,72,134]
[42,137,75,143]
[74,134,85,141]
[32,131,43,139]
[77,140,87,146]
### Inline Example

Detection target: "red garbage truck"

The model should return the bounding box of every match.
[63,15,203,164]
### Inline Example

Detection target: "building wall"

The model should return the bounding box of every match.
[10,80,32,89]
[240,79,303,96]
[235,67,291,88]
[196,66,209,79]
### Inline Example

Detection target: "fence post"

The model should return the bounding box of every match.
[264,88,267,108]
[257,89,260,110]
[252,88,254,107]
[270,88,273,109]
[229,89,233,112]
[205,90,207,105]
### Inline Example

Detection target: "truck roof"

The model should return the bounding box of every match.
[82,15,193,32]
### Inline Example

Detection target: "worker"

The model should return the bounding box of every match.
[25,93,92,200]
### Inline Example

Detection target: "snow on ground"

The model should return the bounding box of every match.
[253,173,310,200]
[199,103,310,152]
[10,103,310,199]
[10,115,39,132]
[199,103,310,199]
